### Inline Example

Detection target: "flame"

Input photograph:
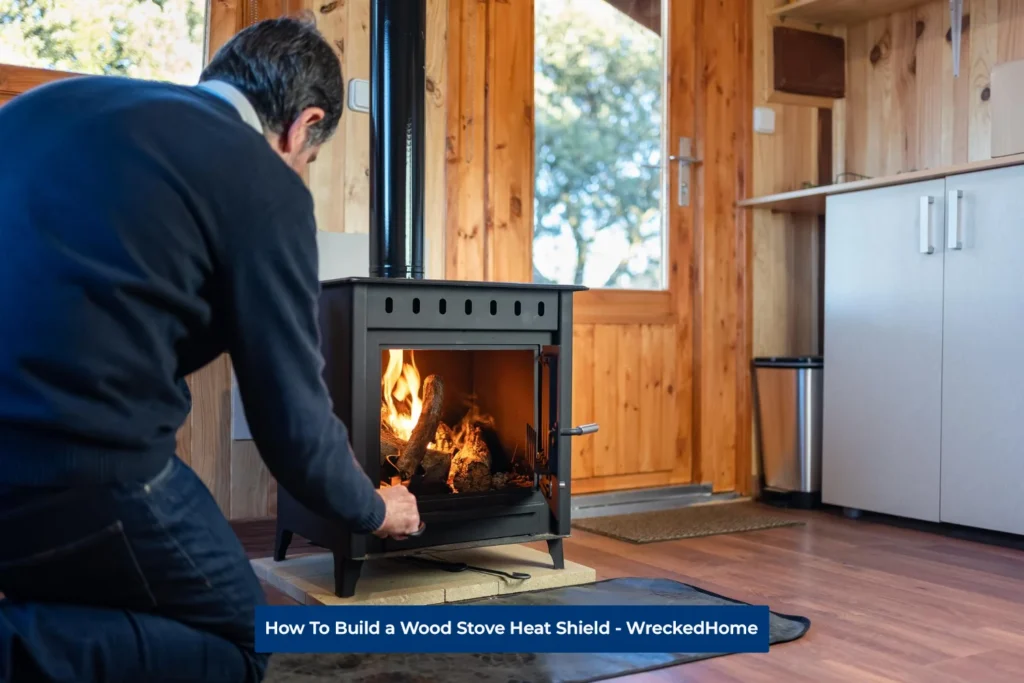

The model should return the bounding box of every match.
[379,350,531,492]
[380,349,494,459]
[381,349,423,441]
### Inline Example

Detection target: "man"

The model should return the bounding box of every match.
[0,16,419,683]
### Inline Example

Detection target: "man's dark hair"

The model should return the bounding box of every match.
[200,16,343,147]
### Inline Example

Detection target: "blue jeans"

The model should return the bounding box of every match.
[0,456,269,682]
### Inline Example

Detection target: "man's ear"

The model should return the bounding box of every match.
[284,107,326,154]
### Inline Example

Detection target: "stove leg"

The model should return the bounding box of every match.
[274,527,293,562]
[547,538,565,570]
[334,556,363,598]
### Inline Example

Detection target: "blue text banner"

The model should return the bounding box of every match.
[255,605,770,654]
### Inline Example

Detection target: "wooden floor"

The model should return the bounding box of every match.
[235,507,1024,682]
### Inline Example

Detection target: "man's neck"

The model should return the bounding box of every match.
[197,80,264,135]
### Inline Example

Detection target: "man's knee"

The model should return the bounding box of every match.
[246,649,271,682]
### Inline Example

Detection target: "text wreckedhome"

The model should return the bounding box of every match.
[264,620,761,637]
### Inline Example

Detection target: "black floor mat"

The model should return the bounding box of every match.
[264,577,811,682]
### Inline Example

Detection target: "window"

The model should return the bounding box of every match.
[0,0,207,84]
[533,0,665,290]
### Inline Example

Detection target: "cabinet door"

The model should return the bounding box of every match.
[940,165,1024,534]
[822,180,946,521]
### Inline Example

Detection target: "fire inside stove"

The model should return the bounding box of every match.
[379,348,537,495]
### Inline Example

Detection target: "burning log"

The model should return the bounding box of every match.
[395,375,445,479]
[419,448,453,485]
[433,422,455,452]
[380,430,448,476]
[380,428,406,463]
[449,425,492,493]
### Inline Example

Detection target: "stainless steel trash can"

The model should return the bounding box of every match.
[752,356,823,508]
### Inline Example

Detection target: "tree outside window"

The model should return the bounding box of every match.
[533,0,664,290]
[0,0,206,84]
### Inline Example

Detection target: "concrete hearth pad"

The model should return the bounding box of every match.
[251,545,596,606]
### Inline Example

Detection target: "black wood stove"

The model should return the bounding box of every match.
[272,0,596,598]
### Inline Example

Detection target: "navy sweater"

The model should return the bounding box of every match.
[0,76,385,532]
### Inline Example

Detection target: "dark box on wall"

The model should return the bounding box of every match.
[773,26,846,99]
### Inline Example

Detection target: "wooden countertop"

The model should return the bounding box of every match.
[738,153,1024,215]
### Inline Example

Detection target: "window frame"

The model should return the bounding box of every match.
[532,0,689,326]
[0,64,82,104]
[0,0,265,100]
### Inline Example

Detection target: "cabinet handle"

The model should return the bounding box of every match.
[947,190,964,250]
[919,196,935,254]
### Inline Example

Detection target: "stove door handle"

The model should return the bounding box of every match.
[562,423,599,436]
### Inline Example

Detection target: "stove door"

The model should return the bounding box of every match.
[537,345,568,530]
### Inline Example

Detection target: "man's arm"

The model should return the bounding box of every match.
[221,193,385,532]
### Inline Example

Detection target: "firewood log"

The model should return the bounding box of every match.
[449,426,492,493]
[419,448,454,485]
[380,428,408,471]
[381,426,449,481]
[434,422,456,453]
[380,429,406,461]
[395,375,445,479]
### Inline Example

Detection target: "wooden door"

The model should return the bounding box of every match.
[528,0,691,494]
[822,180,946,522]
[940,165,1024,535]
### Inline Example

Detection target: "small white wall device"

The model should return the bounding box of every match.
[347,79,370,113]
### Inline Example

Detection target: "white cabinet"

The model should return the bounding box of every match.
[939,165,1024,535]
[822,180,946,522]
[823,165,1024,534]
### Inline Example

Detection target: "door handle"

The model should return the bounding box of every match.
[561,423,599,436]
[919,196,935,254]
[668,137,701,207]
[947,190,963,250]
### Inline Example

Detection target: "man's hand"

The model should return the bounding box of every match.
[373,485,421,540]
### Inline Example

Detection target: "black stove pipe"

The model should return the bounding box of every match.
[369,0,426,279]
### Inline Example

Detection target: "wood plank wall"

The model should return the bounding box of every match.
[842,0,1024,178]
[182,0,756,517]
[697,0,755,494]
[445,0,533,284]
[752,1,831,362]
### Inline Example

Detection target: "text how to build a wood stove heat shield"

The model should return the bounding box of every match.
[272,0,597,598]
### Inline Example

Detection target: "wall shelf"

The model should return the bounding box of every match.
[770,0,930,26]
[738,153,1024,215]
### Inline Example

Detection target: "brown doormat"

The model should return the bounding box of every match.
[263,578,810,683]
[571,501,804,544]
